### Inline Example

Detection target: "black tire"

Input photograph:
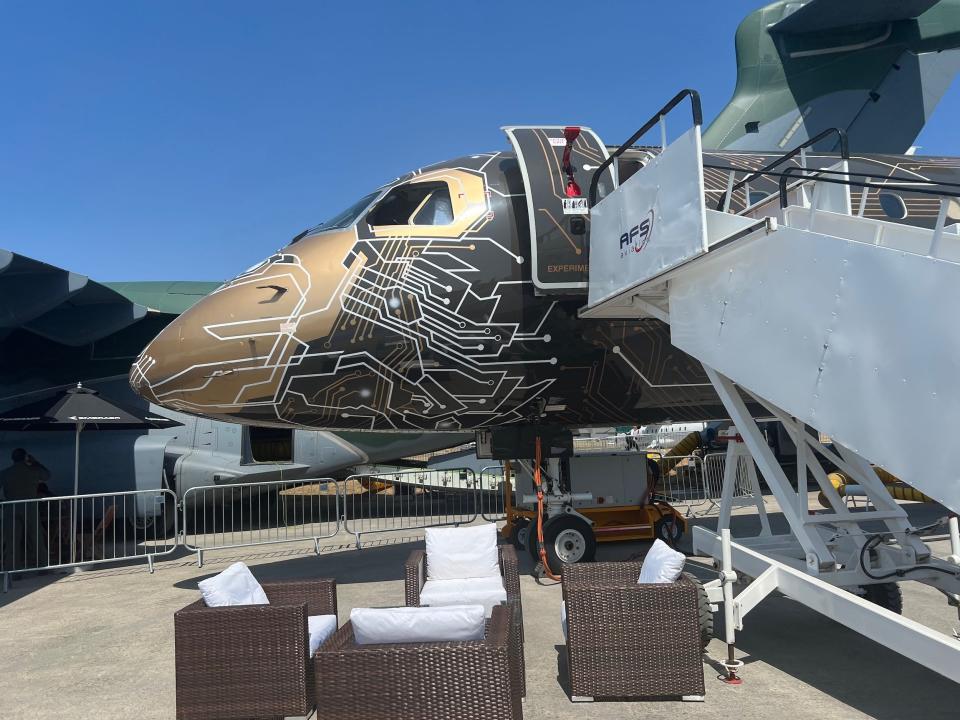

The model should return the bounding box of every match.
[509,518,530,551]
[684,571,714,650]
[654,514,684,545]
[541,514,597,573]
[861,582,903,614]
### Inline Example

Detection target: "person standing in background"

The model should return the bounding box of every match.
[0,448,50,576]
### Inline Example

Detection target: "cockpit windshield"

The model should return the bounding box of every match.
[294,190,381,242]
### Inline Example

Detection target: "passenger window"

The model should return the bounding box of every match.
[367,182,454,226]
[878,191,908,220]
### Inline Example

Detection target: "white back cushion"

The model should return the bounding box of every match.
[425,523,500,580]
[350,605,485,645]
[198,562,269,607]
[637,539,686,584]
[308,614,338,655]
[419,575,507,617]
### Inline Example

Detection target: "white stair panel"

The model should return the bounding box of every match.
[668,222,960,512]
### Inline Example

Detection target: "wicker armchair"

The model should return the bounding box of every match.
[315,604,522,720]
[174,577,337,720]
[562,562,705,702]
[405,543,525,695]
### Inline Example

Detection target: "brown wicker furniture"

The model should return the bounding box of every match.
[315,604,523,720]
[174,577,337,720]
[405,542,526,696]
[562,562,706,702]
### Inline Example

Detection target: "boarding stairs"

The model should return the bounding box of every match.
[580,89,960,684]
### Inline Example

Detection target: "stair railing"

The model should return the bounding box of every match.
[713,127,849,212]
[588,89,702,207]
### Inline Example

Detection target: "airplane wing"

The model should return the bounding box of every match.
[703,0,960,153]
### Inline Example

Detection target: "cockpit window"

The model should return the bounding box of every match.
[295,191,382,242]
[413,187,454,224]
[367,182,454,226]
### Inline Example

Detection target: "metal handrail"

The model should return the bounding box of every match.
[703,162,960,193]
[776,165,960,208]
[588,88,703,206]
[714,127,849,211]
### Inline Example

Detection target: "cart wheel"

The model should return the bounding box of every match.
[542,515,596,572]
[683,571,714,650]
[510,518,530,551]
[654,514,684,545]
[526,518,541,564]
[861,582,903,614]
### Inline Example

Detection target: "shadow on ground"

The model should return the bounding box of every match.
[173,538,422,589]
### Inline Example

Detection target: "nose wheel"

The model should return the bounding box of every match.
[527,514,597,573]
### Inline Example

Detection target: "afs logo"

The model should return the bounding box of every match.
[619,210,655,258]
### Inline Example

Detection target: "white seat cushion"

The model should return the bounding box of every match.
[198,562,269,607]
[638,539,686,584]
[419,575,507,617]
[350,605,485,645]
[560,601,567,642]
[425,523,500,580]
[308,614,338,655]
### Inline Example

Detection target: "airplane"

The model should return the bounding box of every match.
[131,0,960,441]
[121,0,960,682]
[0,249,471,530]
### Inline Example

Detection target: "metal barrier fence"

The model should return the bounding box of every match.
[702,452,757,513]
[653,454,710,516]
[181,478,340,568]
[342,469,478,548]
[1,457,766,590]
[1,489,179,590]
[478,465,509,521]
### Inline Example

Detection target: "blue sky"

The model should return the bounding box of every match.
[2,1,959,282]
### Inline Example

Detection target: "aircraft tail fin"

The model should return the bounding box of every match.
[703,0,960,153]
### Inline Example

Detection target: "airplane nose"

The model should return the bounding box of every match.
[130,254,311,420]
[132,231,360,424]
[129,287,266,415]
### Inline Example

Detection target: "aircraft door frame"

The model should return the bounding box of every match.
[503,125,617,295]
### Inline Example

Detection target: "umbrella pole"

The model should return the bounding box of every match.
[70,422,82,565]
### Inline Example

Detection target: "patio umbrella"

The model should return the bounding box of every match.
[0,383,181,560]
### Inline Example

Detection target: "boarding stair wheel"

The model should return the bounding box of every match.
[860,582,903,614]
[686,571,714,650]
[624,556,713,649]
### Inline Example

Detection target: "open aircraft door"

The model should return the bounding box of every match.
[503,126,617,295]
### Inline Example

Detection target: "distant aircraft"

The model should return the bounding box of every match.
[131,1,960,435]
[0,251,469,530]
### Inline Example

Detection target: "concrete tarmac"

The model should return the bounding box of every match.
[0,501,957,719]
